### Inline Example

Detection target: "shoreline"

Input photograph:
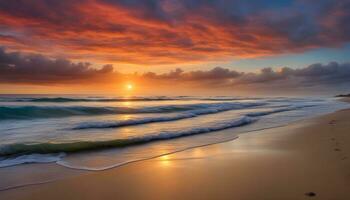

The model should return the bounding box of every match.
[0,122,294,192]
[1,106,350,199]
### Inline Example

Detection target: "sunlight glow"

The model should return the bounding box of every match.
[159,155,172,167]
[124,83,135,91]
[126,83,133,90]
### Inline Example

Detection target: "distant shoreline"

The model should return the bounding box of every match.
[336,94,350,97]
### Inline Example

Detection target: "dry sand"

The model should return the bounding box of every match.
[1,107,350,200]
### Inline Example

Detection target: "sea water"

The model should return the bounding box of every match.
[0,95,348,171]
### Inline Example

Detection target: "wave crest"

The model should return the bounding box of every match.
[0,116,255,157]
[0,102,265,120]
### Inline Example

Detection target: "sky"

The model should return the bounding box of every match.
[0,0,350,96]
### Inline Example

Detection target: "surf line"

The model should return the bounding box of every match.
[0,123,291,192]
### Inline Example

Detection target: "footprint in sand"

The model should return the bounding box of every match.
[305,192,316,197]
[329,120,337,125]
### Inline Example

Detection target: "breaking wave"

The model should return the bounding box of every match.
[0,102,265,120]
[0,116,255,159]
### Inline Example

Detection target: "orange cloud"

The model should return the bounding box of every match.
[0,0,349,66]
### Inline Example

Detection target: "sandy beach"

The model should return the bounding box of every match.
[1,105,350,200]
[1,0,350,199]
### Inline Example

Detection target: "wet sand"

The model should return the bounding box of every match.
[1,107,350,200]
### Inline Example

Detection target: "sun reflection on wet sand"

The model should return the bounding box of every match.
[159,155,172,167]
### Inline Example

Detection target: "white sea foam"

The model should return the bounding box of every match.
[0,116,256,158]
[72,102,264,129]
[0,153,66,168]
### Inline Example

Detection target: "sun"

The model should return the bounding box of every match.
[125,83,133,90]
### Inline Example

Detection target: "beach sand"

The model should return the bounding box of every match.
[1,106,350,199]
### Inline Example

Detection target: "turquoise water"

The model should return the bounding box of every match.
[0,95,348,170]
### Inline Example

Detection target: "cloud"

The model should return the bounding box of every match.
[1,48,350,94]
[143,67,241,81]
[140,62,350,89]
[0,48,115,84]
[0,0,349,65]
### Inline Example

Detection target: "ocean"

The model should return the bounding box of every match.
[0,95,348,171]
